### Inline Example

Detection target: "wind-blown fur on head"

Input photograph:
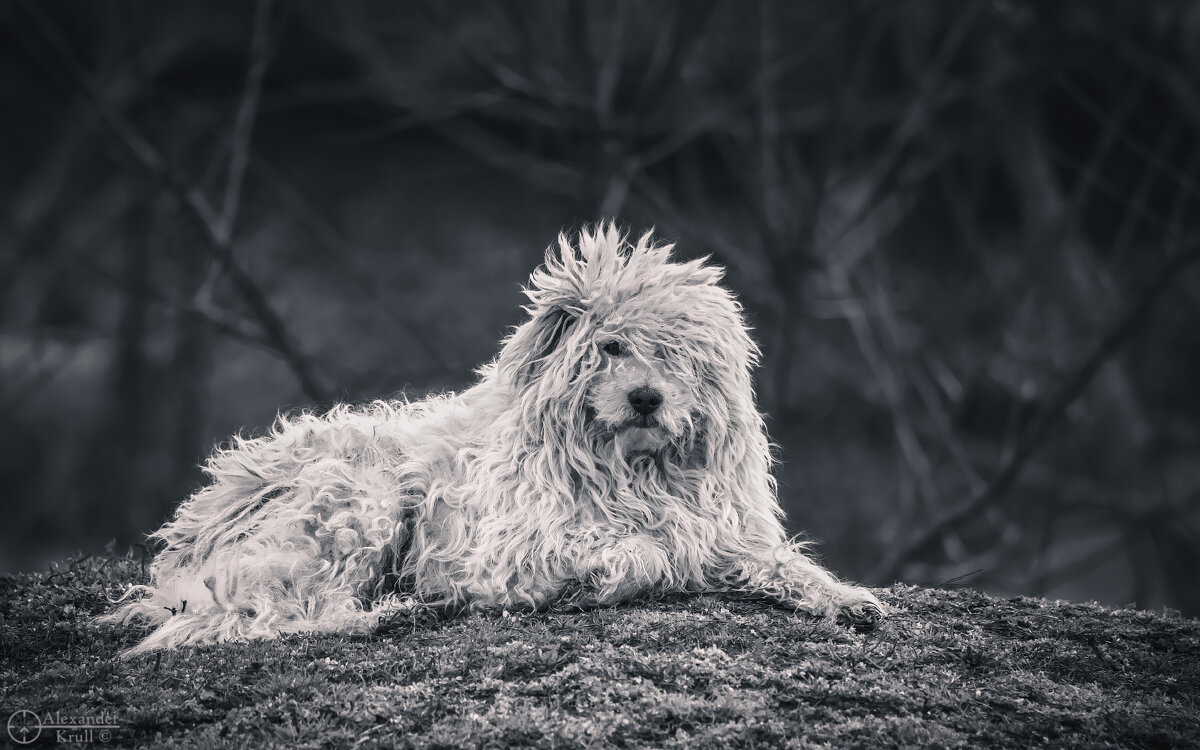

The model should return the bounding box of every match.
[100,221,882,655]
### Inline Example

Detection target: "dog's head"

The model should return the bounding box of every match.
[498,223,760,459]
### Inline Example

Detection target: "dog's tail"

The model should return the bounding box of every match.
[97,570,233,656]
[97,560,399,657]
[94,472,301,655]
[98,519,411,657]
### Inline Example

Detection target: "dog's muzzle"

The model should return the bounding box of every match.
[627,386,663,416]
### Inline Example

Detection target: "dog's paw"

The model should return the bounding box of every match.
[837,600,884,632]
[372,595,444,633]
[834,588,885,632]
[580,535,668,605]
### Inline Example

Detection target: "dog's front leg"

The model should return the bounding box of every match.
[724,544,884,631]
[575,533,669,606]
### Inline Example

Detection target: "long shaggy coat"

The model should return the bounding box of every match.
[102,224,882,655]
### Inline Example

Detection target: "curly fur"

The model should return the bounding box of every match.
[100,222,883,655]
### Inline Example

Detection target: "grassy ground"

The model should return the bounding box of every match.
[1,555,1197,749]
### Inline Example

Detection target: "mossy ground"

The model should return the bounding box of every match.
[1,554,1197,748]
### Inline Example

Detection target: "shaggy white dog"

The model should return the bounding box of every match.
[102,223,883,654]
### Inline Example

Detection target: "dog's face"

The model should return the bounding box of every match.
[586,322,698,455]
[498,224,759,459]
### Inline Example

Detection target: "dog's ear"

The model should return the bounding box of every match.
[498,232,595,387]
[499,302,581,387]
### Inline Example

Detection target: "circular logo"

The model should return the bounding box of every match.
[7,710,42,745]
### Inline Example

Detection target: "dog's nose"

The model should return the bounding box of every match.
[627,386,663,416]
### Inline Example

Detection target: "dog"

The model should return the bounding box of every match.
[102,223,883,654]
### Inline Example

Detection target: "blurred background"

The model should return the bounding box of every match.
[2,0,1199,614]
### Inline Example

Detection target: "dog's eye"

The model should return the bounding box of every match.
[601,340,627,357]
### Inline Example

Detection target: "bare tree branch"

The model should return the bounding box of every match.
[248,152,462,373]
[1109,117,1181,262]
[433,120,585,194]
[194,0,274,327]
[18,0,332,403]
[408,0,587,109]
[980,2,1200,204]
[595,0,629,126]
[872,239,1200,583]
[828,265,939,538]
[217,0,273,245]
[820,0,983,262]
